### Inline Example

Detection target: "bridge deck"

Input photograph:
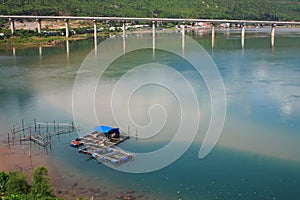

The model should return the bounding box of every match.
[1,15,300,25]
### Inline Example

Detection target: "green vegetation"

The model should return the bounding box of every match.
[0,0,299,20]
[0,29,108,49]
[0,166,57,200]
[30,166,54,199]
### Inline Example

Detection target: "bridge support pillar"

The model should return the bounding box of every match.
[93,20,97,40]
[211,23,215,38]
[211,23,215,49]
[271,24,276,37]
[122,21,126,36]
[241,24,245,38]
[181,23,185,33]
[64,19,69,38]
[93,20,97,53]
[271,24,276,48]
[181,23,185,54]
[36,19,42,34]
[152,21,156,34]
[152,21,156,56]
[9,18,15,34]
[241,23,245,48]
[122,21,126,54]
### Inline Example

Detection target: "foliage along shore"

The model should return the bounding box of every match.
[0,166,85,200]
[0,166,91,200]
[0,29,113,50]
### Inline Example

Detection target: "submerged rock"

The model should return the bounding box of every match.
[71,182,78,187]
[123,194,134,200]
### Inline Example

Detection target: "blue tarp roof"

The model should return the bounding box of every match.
[94,126,120,134]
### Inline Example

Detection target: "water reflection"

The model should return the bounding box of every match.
[94,36,98,56]
[241,25,245,49]
[1,30,300,199]
[66,40,69,59]
[69,32,300,163]
[39,46,42,59]
[271,34,275,48]
[122,34,125,54]
[271,25,276,48]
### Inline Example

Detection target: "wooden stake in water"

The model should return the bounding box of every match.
[49,135,52,152]
[54,120,56,132]
[34,118,37,132]
[8,133,10,147]
[29,134,32,158]
[12,125,15,142]
[136,129,138,140]
[29,155,33,169]
[22,119,25,137]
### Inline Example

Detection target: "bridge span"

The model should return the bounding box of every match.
[1,15,300,25]
[1,15,299,50]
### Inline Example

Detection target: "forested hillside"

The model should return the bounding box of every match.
[0,0,299,21]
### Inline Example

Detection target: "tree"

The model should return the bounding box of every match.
[30,166,54,199]
[5,171,30,195]
[0,171,9,193]
[0,167,58,200]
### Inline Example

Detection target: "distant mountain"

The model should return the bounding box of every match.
[0,0,299,21]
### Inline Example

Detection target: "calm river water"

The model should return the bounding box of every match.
[1,28,300,199]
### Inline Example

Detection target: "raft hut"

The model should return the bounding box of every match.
[94,125,130,145]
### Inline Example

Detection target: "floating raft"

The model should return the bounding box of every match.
[72,130,134,166]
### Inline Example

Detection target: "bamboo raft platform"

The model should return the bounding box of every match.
[72,131,134,166]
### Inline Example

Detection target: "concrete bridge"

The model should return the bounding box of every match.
[1,15,300,25]
[1,15,300,51]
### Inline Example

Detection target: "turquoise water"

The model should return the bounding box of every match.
[1,28,300,199]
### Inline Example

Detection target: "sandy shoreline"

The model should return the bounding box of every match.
[0,139,149,200]
[0,140,78,199]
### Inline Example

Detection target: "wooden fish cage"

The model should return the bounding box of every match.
[8,119,78,149]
